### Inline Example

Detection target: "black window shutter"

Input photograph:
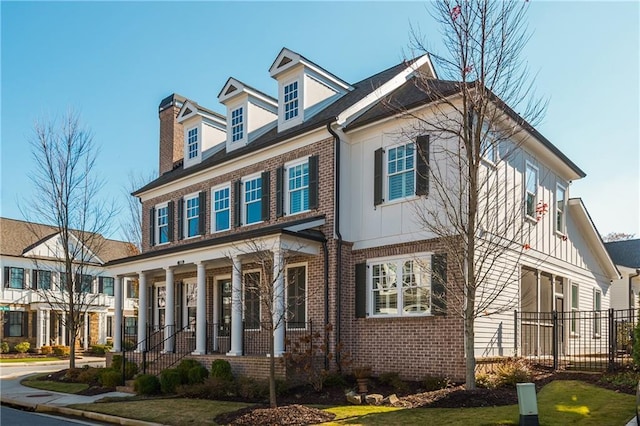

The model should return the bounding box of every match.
[276,166,285,218]
[31,311,37,338]
[177,198,184,240]
[98,277,104,293]
[32,270,38,290]
[355,262,367,318]
[167,201,175,241]
[432,253,447,315]
[149,207,156,247]
[233,180,242,227]
[3,267,9,288]
[309,155,319,210]
[22,312,28,337]
[3,314,9,336]
[261,171,270,222]
[416,135,430,196]
[199,191,207,235]
[374,148,384,206]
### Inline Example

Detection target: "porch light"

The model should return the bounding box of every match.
[177,260,185,265]
[516,382,539,426]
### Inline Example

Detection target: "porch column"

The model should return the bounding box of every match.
[113,276,123,352]
[228,256,243,356]
[36,309,44,348]
[83,312,89,350]
[44,310,51,347]
[137,272,148,352]
[212,281,219,352]
[273,247,285,357]
[194,262,207,354]
[98,312,104,344]
[164,267,175,353]
[60,313,67,346]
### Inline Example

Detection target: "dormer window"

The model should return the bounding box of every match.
[187,127,198,159]
[231,107,244,142]
[284,81,299,120]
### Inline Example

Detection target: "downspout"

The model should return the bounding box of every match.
[326,122,343,371]
[322,237,330,370]
[630,269,640,310]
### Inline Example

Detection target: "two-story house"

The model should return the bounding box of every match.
[106,48,618,381]
[0,217,136,350]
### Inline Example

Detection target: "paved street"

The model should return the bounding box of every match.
[1,405,107,426]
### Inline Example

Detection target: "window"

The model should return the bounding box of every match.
[106,316,113,338]
[231,107,244,142]
[7,311,25,337]
[594,289,602,336]
[571,283,579,334]
[370,257,430,316]
[244,176,262,225]
[287,160,309,214]
[101,277,114,296]
[525,162,538,218]
[5,267,24,289]
[185,195,200,237]
[243,271,261,329]
[157,205,169,244]
[126,280,139,299]
[387,143,415,201]
[212,186,231,232]
[184,282,197,330]
[35,270,52,290]
[556,184,566,234]
[284,81,299,120]
[124,317,137,336]
[187,127,198,159]
[78,274,93,293]
[286,265,306,329]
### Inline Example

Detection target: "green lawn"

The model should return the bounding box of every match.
[21,375,89,394]
[69,380,635,426]
[0,357,60,363]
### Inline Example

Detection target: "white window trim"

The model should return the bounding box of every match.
[278,76,304,131]
[243,269,262,331]
[285,157,311,216]
[524,161,539,222]
[183,192,201,239]
[285,262,308,330]
[367,252,432,318]
[183,278,197,331]
[155,202,170,246]
[593,288,602,338]
[283,79,300,121]
[211,184,231,233]
[555,182,567,236]
[570,282,579,337]
[384,142,418,205]
[242,173,263,226]
[230,105,245,144]
[154,282,166,331]
[187,126,199,159]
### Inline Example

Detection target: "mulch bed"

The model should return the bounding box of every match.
[215,404,335,426]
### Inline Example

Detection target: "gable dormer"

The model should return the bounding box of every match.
[177,100,226,168]
[217,78,277,153]
[269,48,352,132]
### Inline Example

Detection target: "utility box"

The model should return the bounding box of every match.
[516,382,539,426]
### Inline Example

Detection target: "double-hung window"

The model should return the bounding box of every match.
[243,271,261,330]
[124,317,137,336]
[481,125,498,164]
[187,127,198,159]
[36,270,52,290]
[7,311,25,337]
[78,274,93,293]
[231,107,244,142]
[5,267,24,289]
[157,205,169,244]
[525,162,538,219]
[370,256,431,316]
[287,160,309,214]
[212,185,231,232]
[556,184,566,234]
[593,289,602,337]
[244,176,262,225]
[286,265,306,329]
[284,81,299,120]
[185,195,200,237]
[387,143,415,201]
[571,283,579,334]
[101,277,114,296]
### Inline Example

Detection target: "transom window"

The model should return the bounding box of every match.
[212,186,231,232]
[286,265,307,329]
[244,176,262,225]
[243,271,261,330]
[370,257,430,316]
[157,205,169,244]
[387,143,415,201]
[288,161,309,214]
[231,107,244,142]
[187,127,198,159]
[284,81,299,120]
[556,184,566,234]
[186,195,200,237]
[525,162,538,218]
[5,267,24,289]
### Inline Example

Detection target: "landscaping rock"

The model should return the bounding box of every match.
[365,393,384,405]
[346,390,362,404]
[383,393,400,405]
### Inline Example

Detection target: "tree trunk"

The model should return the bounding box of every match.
[69,333,76,369]
[269,327,277,408]
[464,309,476,389]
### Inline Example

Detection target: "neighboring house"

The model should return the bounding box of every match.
[0,218,136,350]
[605,239,640,310]
[106,48,618,381]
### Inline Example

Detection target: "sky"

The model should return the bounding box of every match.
[1,1,638,240]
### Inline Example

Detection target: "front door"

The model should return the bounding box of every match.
[216,279,232,353]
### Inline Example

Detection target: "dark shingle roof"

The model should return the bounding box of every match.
[605,239,640,268]
[134,60,412,195]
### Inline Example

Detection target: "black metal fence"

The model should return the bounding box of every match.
[515,308,635,371]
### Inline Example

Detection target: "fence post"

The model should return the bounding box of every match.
[552,311,558,371]
[608,308,615,372]
[121,319,126,385]
[514,310,518,357]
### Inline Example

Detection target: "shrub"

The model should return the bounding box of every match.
[100,369,122,388]
[14,341,30,354]
[494,358,532,386]
[236,376,270,400]
[40,345,52,355]
[379,371,410,394]
[124,361,138,380]
[633,311,640,367]
[188,365,209,385]
[422,375,450,391]
[211,359,234,381]
[176,359,203,383]
[323,373,349,388]
[1,341,9,354]
[52,345,70,356]
[90,344,108,355]
[111,355,123,371]
[160,368,182,394]
[77,366,103,385]
[475,372,499,389]
[177,376,237,399]
[134,374,161,395]
[64,368,83,382]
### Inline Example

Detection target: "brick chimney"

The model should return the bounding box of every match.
[158,94,186,175]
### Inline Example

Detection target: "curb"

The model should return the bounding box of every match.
[36,405,164,426]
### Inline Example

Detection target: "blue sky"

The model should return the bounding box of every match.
[1,1,638,239]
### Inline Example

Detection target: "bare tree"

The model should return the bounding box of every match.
[120,171,154,253]
[21,111,116,368]
[602,232,636,243]
[389,1,546,389]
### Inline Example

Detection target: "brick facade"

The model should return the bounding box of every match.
[158,99,184,176]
